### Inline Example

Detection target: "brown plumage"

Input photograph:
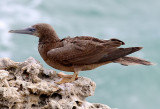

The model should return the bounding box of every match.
[9,23,153,84]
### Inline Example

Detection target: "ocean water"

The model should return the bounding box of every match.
[0,0,160,109]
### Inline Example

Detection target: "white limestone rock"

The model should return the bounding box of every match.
[0,57,111,109]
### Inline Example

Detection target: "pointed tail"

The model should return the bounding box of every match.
[114,56,154,66]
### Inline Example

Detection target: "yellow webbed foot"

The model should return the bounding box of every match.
[56,72,78,84]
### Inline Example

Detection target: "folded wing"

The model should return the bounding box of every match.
[47,37,124,66]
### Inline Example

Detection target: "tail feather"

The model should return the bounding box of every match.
[114,56,153,66]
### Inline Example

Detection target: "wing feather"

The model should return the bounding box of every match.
[47,37,124,66]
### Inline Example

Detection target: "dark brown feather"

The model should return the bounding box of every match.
[47,37,126,66]
[96,47,143,63]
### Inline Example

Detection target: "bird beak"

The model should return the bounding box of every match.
[9,27,35,35]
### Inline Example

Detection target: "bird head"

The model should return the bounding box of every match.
[9,23,56,38]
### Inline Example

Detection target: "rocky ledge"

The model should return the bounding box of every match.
[0,57,111,109]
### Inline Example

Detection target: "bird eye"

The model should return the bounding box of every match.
[28,28,36,32]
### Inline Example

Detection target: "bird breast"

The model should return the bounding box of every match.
[38,43,75,72]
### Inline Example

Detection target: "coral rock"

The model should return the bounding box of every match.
[0,57,111,109]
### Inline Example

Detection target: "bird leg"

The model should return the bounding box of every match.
[56,71,79,84]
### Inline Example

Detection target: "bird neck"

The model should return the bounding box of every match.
[39,30,60,44]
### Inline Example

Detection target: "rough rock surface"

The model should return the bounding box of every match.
[0,57,111,109]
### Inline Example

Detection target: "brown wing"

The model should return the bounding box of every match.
[47,37,124,66]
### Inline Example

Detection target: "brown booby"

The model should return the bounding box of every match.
[9,23,153,84]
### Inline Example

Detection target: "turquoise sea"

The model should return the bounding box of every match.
[0,0,160,109]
